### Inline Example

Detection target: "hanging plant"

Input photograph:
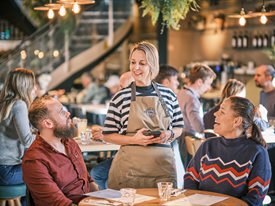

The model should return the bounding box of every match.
[140,0,199,32]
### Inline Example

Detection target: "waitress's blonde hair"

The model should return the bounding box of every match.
[0,68,35,121]
[129,41,159,80]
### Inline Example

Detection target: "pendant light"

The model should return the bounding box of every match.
[260,0,268,24]
[239,8,246,26]
[34,0,95,19]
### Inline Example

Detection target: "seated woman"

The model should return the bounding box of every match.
[184,96,271,206]
[0,68,36,185]
[204,79,268,134]
[0,68,36,206]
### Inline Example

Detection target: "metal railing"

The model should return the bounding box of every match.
[0,0,132,82]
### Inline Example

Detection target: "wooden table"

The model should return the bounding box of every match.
[70,104,108,115]
[79,188,248,206]
[75,139,120,152]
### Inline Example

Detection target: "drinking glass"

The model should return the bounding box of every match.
[157,182,173,201]
[76,119,87,137]
[80,129,92,145]
[120,188,136,206]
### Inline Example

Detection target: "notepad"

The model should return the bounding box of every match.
[85,189,156,204]
[164,194,228,206]
[85,189,121,199]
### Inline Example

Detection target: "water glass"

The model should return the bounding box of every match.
[120,188,136,206]
[77,118,87,137]
[157,182,173,201]
[80,129,92,145]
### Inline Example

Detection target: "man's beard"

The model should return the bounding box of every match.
[52,119,75,139]
[255,82,264,88]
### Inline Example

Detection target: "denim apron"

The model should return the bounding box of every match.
[108,82,177,189]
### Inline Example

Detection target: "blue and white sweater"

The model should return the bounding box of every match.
[184,135,271,206]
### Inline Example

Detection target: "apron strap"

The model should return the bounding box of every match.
[130,82,136,101]
[130,81,171,119]
[152,82,171,119]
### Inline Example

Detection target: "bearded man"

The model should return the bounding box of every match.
[254,65,275,119]
[22,95,98,206]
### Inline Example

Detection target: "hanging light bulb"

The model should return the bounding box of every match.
[47,8,55,19]
[38,51,44,59]
[72,2,81,14]
[260,5,268,24]
[59,5,67,16]
[20,50,27,60]
[53,50,59,58]
[239,16,246,26]
[239,8,246,26]
[260,14,268,24]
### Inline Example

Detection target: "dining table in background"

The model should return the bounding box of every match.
[75,139,120,153]
[262,126,275,144]
[78,188,248,206]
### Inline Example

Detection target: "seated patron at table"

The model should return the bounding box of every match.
[102,41,184,189]
[177,64,216,137]
[155,64,180,94]
[254,65,275,120]
[0,68,36,205]
[177,64,216,167]
[184,96,271,206]
[204,79,268,134]
[76,72,110,104]
[22,95,98,205]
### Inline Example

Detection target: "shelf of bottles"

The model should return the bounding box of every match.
[0,20,25,40]
[231,30,275,49]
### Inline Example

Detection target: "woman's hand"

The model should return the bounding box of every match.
[132,128,157,146]
[151,130,171,144]
[91,125,103,140]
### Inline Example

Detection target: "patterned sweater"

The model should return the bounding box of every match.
[184,135,271,206]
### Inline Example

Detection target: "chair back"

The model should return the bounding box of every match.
[185,136,205,157]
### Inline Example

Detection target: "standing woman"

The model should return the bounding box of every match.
[103,41,184,189]
[0,68,36,185]
[184,96,271,206]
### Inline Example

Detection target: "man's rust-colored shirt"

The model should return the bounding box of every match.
[23,135,92,206]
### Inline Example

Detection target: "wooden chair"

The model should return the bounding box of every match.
[185,136,205,157]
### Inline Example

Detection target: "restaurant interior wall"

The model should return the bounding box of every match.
[167,0,275,105]
[168,28,273,105]
[169,28,275,68]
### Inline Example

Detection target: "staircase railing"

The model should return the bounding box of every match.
[0,0,133,86]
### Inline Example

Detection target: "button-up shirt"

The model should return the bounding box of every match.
[23,135,92,206]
